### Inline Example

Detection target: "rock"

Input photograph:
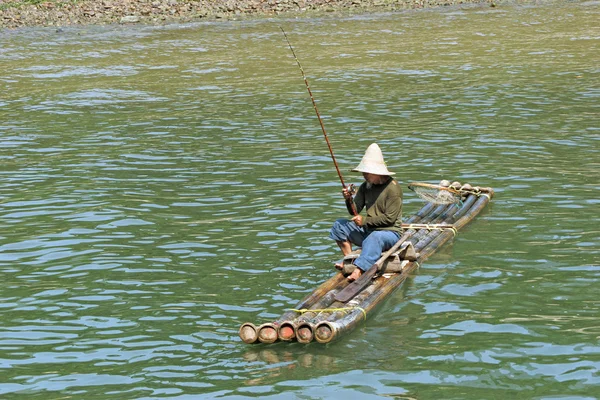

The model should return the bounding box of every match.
[120,15,140,23]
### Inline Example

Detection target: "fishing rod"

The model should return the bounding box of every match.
[280,27,358,215]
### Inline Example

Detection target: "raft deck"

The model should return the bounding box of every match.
[239,181,494,344]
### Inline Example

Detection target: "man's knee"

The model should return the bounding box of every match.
[362,231,398,250]
[330,218,350,241]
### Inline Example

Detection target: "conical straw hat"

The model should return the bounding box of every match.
[352,143,395,176]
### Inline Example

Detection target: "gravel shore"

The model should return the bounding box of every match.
[0,0,505,29]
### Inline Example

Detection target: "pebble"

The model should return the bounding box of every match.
[120,15,140,23]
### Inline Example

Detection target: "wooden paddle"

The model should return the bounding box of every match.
[334,232,411,303]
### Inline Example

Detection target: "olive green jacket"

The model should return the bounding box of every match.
[346,178,403,232]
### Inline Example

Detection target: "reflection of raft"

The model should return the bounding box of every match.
[239,181,494,344]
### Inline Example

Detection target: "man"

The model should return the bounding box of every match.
[329,143,403,281]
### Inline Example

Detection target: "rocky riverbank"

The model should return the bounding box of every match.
[0,0,509,29]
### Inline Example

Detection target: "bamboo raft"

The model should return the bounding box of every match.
[239,181,494,344]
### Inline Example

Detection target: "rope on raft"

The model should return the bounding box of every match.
[290,307,368,321]
[403,224,458,237]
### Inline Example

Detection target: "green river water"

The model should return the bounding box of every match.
[1,1,599,399]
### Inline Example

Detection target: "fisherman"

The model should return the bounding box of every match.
[330,143,403,281]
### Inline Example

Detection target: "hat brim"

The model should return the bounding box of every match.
[352,166,395,176]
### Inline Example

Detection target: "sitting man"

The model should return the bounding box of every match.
[330,143,403,281]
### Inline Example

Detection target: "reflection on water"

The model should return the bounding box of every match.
[1,1,599,398]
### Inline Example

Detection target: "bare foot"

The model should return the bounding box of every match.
[334,262,343,271]
[347,268,362,282]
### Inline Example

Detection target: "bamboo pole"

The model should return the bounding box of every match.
[255,272,347,343]
[406,203,459,246]
[239,322,260,344]
[412,194,478,252]
[418,193,493,260]
[278,285,346,342]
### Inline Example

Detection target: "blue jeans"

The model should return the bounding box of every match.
[329,219,400,272]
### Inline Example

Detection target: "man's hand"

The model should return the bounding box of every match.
[342,188,353,200]
[351,215,364,226]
